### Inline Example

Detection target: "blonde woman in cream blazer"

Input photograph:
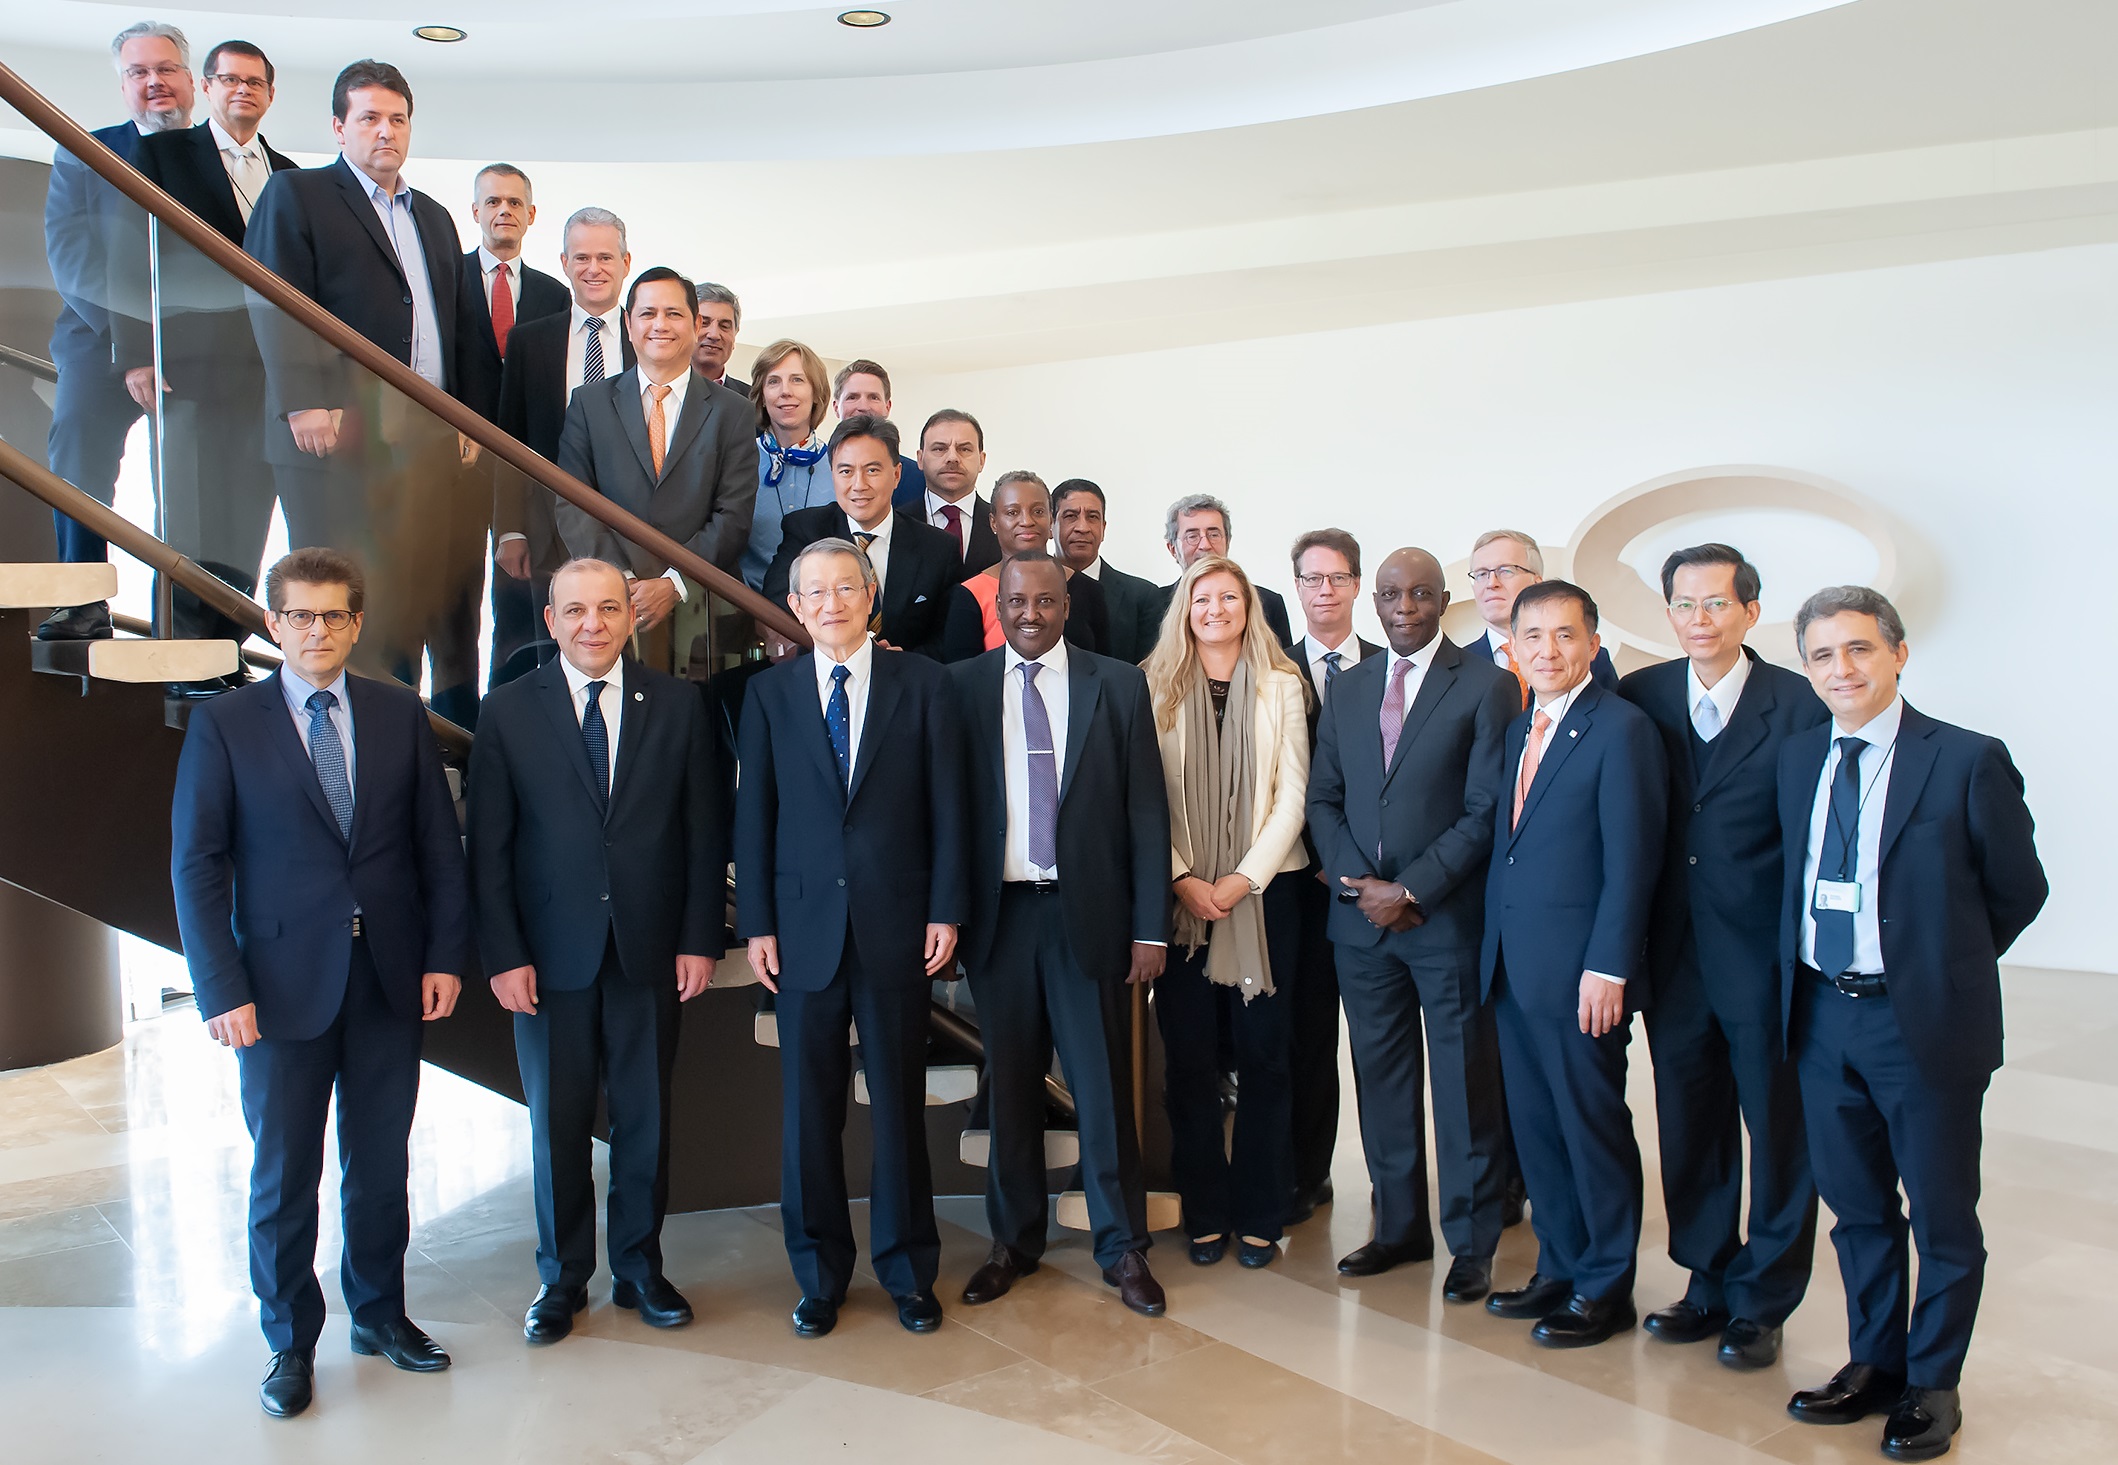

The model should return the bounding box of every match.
[1142,554,1312,1270]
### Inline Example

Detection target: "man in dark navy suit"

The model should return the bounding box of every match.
[1479,580,1665,1348]
[1619,544,1827,1371]
[735,538,969,1339]
[171,548,472,1418]
[1777,587,2045,1463]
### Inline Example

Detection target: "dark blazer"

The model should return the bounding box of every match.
[1459,628,1618,697]
[494,307,635,574]
[763,504,974,661]
[45,121,143,365]
[1099,560,1167,664]
[133,120,297,246]
[1479,681,1667,1005]
[733,649,969,989]
[1155,578,1294,650]
[244,157,466,462]
[170,671,472,1041]
[1620,649,1828,1020]
[1776,702,2046,1083]
[1291,634,1384,710]
[1308,639,1517,951]
[455,252,567,424]
[467,657,726,992]
[554,366,759,580]
[1062,569,1112,657]
[951,648,1170,979]
[960,495,1002,577]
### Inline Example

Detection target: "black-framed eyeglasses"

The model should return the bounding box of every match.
[1467,565,1533,586]
[277,609,354,630]
[1295,572,1358,589]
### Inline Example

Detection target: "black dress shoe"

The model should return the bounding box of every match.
[1336,1238,1433,1277]
[1501,1180,1527,1229]
[1643,1298,1732,1344]
[896,1289,944,1333]
[1442,1255,1493,1304]
[792,1296,839,1337]
[1531,1293,1637,1349]
[1285,1178,1335,1226]
[1485,1272,1572,1320]
[259,1349,313,1417]
[962,1244,1037,1306]
[1189,1235,1228,1266]
[1882,1387,1962,1461]
[36,602,113,641]
[1787,1362,1909,1425]
[1717,1317,1782,1370]
[1101,1249,1166,1317]
[1236,1237,1279,1269]
[612,1275,694,1328]
[349,1317,451,1371]
[524,1283,588,1345]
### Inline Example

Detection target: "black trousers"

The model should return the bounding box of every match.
[969,884,1147,1270]
[513,937,681,1290]
[1335,939,1507,1259]
[47,353,141,564]
[777,937,940,1302]
[1155,871,1300,1241]
[1644,949,1817,1324]
[1794,975,1988,1389]
[234,937,423,1353]
[1288,871,1342,1200]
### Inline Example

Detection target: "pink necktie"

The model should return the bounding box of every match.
[1379,658,1412,768]
[1513,709,1552,829]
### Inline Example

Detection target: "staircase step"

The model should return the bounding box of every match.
[1056,1190,1182,1233]
[752,1011,858,1048]
[958,1128,1081,1170]
[0,562,117,608]
[714,946,765,989]
[33,637,239,684]
[854,1064,977,1107]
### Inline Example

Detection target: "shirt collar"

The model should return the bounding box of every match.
[207,116,255,158]
[1486,624,1511,652]
[341,155,406,204]
[926,487,974,517]
[1077,556,1104,580]
[559,653,624,701]
[1686,649,1752,725]
[1004,638,1069,682]
[814,636,875,688]
[477,245,517,279]
[640,366,690,401]
[1835,693,1904,750]
[1309,631,1358,663]
[1386,635,1441,676]
[280,665,350,716]
[848,507,894,545]
[571,301,621,335]
[1533,673,1592,723]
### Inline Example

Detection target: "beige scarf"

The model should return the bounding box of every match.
[1169,659,1273,1000]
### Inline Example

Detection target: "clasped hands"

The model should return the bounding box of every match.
[1173,873,1252,924]
[1338,874,1423,933]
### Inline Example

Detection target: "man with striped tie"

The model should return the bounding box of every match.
[171,547,472,1418]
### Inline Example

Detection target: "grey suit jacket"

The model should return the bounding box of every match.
[553,366,759,581]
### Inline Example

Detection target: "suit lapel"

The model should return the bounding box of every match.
[846,650,902,805]
[261,672,341,838]
[1695,653,1772,801]
[608,369,657,481]
[1341,657,1388,800]
[606,663,650,816]
[461,251,496,352]
[1508,683,1597,846]
[655,370,713,482]
[344,675,388,851]
[967,652,1006,819]
[329,158,403,282]
[878,509,919,626]
[1878,704,1939,863]
[535,659,605,812]
[185,124,244,242]
[1384,642,1458,787]
[1060,652,1101,805]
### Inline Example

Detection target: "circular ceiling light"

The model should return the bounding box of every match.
[413,25,467,43]
[837,10,891,27]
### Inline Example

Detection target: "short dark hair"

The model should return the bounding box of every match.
[332,60,413,121]
[1794,586,1906,657]
[204,40,273,86]
[828,413,900,464]
[473,162,531,197]
[267,547,364,614]
[1291,528,1361,578]
[833,359,891,401]
[1053,478,1105,510]
[1659,542,1761,605]
[920,408,984,452]
[1510,578,1598,634]
[998,548,1066,591]
[625,266,698,317]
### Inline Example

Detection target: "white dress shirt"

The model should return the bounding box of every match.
[559,654,625,793]
[341,157,443,388]
[848,508,895,601]
[1002,641,1070,882]
[477,246,521,313]
[1077,557,1104,581]
[925,487,976,556]
[1305,632,1366,702]
[280,667,356,797]
[1800,695,1903,975]
[1379,635,1442,735]
[207,116,267,223]
[636,368,691,601]
[1481,625,1514,669]
[565,303,624,392]
[813,638,876,782]
[1514,674,1625,986]
[1686,652,1752,743]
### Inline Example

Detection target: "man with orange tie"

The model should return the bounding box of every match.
[1459,530,1617,708]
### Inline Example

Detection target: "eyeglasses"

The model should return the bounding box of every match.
[1294,572,1358,590]
[277,608,354,630]
[121,64,189,83]
[1669,597,1740,617]
[796,584,868,606]
[1467,565,1533,586]
[206,73,271,92]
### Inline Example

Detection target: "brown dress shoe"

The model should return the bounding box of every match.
[1101,1249,1166,1316]
[961,1243,1037,1305]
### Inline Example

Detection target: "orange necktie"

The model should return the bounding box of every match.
[1500,639,1529,710]
[647,382,671,476]
[1512,708,1551,829]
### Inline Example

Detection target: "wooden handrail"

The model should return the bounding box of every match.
[0,60,806,647]
[0,344,58,383]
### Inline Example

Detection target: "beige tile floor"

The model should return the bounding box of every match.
[0,963,2112,1464]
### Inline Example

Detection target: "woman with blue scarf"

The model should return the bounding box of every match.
[739,339,837,591]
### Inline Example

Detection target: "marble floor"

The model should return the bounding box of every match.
[2,961,2115,1464]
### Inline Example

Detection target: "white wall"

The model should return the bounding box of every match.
[896,244,2118,974]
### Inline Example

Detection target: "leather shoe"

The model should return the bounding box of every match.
[1882,1387,1962,1461]
[1442,1255,1493,1304]
[612,1275,694,1328]
[1337,1238,1433,1277]
[35,602,113,641]
[1644,1298,1732,1344]
[1501,1180,1527,1229]
[1787,1362,1908,1425]
[1485,1272,1572,1320]
[1531,1293,1637,1349]
[259,1349,313,1417]
[1236,1237,1279,1268]
[896,1289,944,1333]
[1101,1250,1166,1316]
[962,1244,1037,1306]
[349,1316,451,1371]
[1188,1235,1228,1266]
[1717,1317,1782,1370]
[1286,1177,1335,1226]
[524,1283,588,1345]
[792,1296,839,1337]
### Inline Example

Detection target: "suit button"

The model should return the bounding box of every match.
[1688,856,1698,865]
[1506,856,1515,866]
[1380,797,1389,807]
[402,296,412,305]
[600,892,610,901]
[1693,803,1703,813]
[837,878,847,888]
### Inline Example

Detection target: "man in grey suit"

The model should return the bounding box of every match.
[1053,479,1165,664]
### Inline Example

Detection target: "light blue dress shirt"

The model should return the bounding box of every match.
[280,666,356,803]
[342,157,445,389]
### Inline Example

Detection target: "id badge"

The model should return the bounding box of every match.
[1814,879,1863,914]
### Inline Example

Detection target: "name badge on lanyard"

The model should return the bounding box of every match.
[1814,879,1863,913]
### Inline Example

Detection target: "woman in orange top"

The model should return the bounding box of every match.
[961,471,1111,654]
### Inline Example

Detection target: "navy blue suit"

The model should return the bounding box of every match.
[171,671,471,1353]
[733,647,969,1302]
[1479,680,1665,1301]
[1777,702,2046,1388]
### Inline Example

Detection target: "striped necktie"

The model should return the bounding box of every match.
[582,316,606,386]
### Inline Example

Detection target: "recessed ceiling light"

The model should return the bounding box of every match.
[837,10,891,27]
[413,25,467,43]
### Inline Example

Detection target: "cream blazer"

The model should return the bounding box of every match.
[1157,665,1312,892]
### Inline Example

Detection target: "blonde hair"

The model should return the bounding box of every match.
[1143,555,1302,731]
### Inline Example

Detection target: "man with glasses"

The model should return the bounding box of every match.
[1460,529,1615,708]
[1156,493,1293,648]
[1618,545,1827,1371]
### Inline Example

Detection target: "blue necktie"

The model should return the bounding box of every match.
[1812,735,1865,977]
[581,680,610,813]
[1322,651,1343,690]
[1022,662,1058,871]
[305,689,354,842]
[825,664,852,789]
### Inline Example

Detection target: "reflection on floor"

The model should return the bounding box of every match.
[2,965,2115,1463]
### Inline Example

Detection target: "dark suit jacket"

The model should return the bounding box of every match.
[244,157,466,463]
[1154,578,1294,650]
[171,671,472,1040]
[554,366,759,580]
[1291,635,1384,711]
[1619,649,1828,1021]
[733,649,969,989]
[1776,702,2046,1084]
[1308,639,1517,952]
[455,253,567,424]
[1099,561,1167,664]
[1459,628,1618,700]
[494,307,635,574]
[951,648,1170,980]
[46,121,143,367]
[133,120,296,246]
[891,487,998,574]
[763,504,976,661]
[1479,681,1666,1008]
[467,657,725,992]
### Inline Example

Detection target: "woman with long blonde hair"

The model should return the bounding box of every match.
[1144,555,1312,1269]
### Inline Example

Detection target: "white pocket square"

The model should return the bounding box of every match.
[914,594,929,603]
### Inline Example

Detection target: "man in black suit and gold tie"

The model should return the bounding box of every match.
[467,558,726,1345]
[951,552,1171,1317]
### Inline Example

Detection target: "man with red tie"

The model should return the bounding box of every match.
[906,409,1001,576]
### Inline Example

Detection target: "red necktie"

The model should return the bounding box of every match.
[491,263,515,356]
[941,502,965,557]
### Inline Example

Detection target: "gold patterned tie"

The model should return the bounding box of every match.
[647,382,671,477]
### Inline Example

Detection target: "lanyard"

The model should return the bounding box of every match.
[1824,738,1896,880]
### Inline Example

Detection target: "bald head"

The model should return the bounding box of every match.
[1373,547,1448,657]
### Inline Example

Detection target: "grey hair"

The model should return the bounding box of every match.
[1794,585,1906,657]
[547,557,629,606]
[1164,493,1231,549]
[562,206,628,254]
[789,537,876,594]
[1471,528,1545,576]
[696,281,741,330]
[111,21,190,66]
